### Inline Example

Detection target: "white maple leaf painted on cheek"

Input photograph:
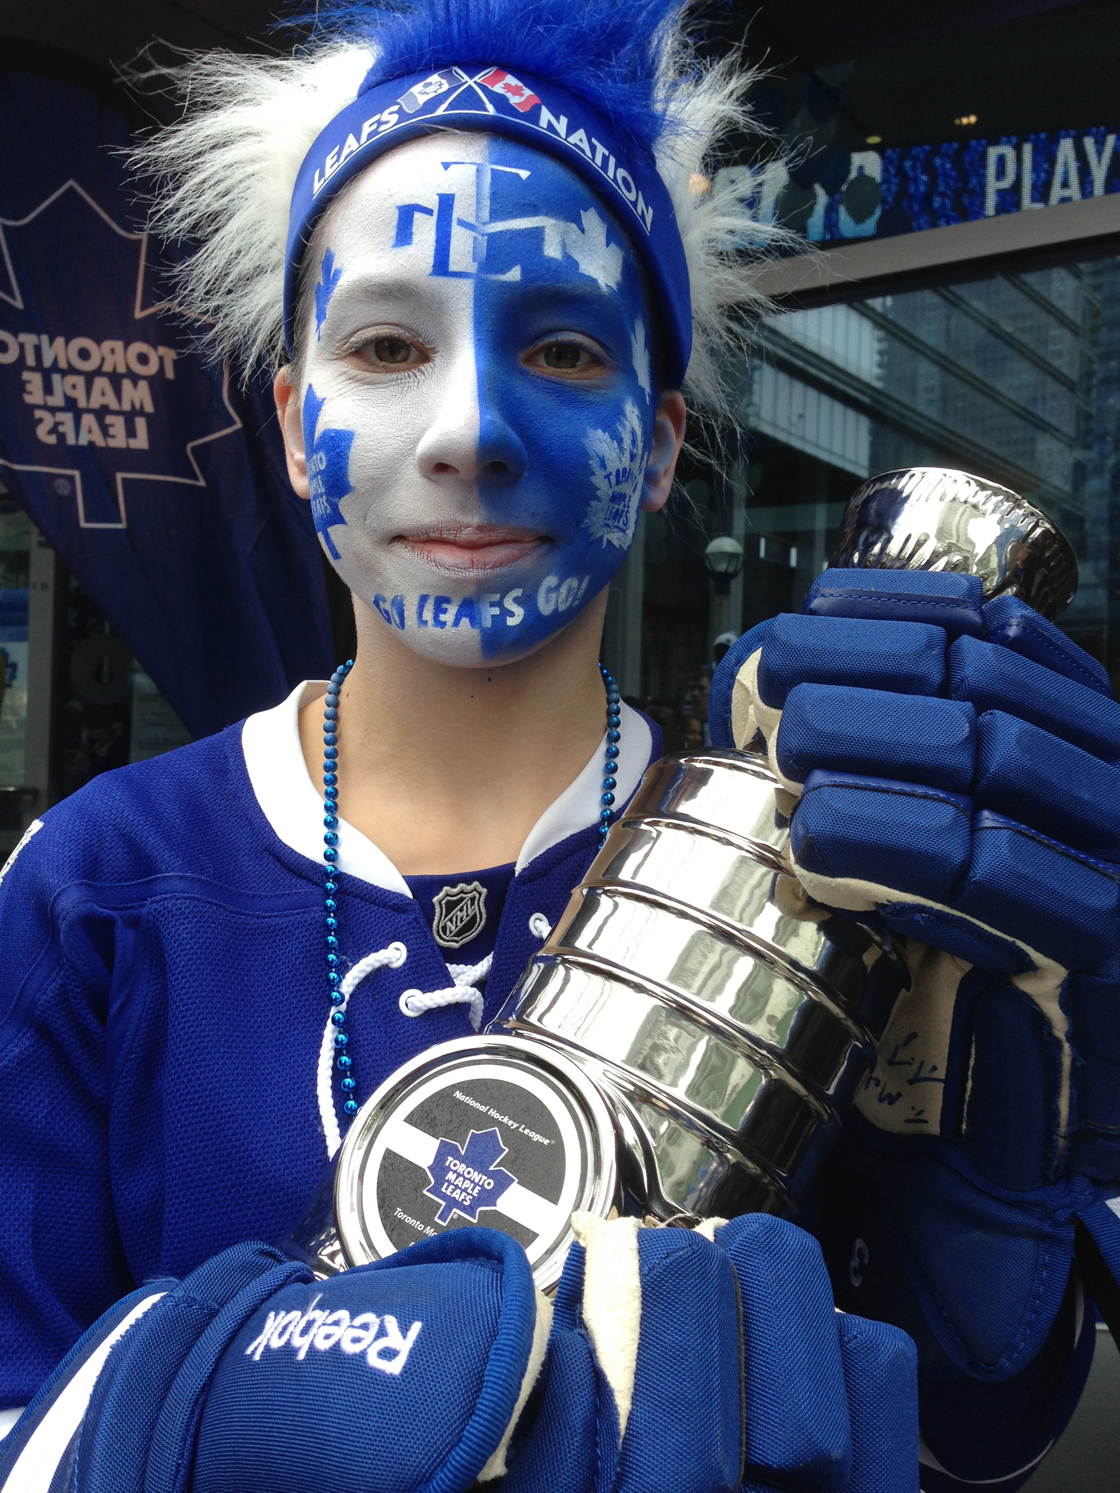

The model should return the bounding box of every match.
[583,401,647,550]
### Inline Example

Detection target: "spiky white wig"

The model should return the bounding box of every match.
[132,0,785,415]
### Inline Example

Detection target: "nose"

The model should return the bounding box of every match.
[475,405,529,488]
[415,363,528,487]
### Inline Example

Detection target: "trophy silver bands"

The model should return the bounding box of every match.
[285,467,1080,1290]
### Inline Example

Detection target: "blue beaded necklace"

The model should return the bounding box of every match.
[321,658,621,1123]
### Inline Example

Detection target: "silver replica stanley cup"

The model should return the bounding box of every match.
[285,467,1079,1290]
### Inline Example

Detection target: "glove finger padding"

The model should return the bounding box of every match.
[779,691,1120,862]
[834,1313,920,1493]
[776,686,976,795]
[189,1229,547,1493]
[793,776,1120,972]
[717,1213,851,1487]
[507,1214,917,1493]
[0,1243,304,1493]
[614,1221,742,1492]
[716,1214,918,1493]
[503,1214,742,1493]
[710,572,1120,975]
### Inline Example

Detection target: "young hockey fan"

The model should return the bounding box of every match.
[1,4,1118,1490]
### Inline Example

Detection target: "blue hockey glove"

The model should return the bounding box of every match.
[0,1217,918,1493]
[708,572,1120,1196]
[711,569,1120,976]
[709,574,1120,1488]
[0,1230,547,1493]
[503,1212,916,1493]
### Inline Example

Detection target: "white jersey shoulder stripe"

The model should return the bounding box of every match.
[0,821,43,890]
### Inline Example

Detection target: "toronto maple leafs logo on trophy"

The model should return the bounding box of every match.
[423,1127,516,1224]
[431,880,488,949]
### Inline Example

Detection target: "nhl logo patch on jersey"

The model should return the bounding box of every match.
[431,881,488,948]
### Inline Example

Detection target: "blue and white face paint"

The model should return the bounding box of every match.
[299,131,657,663]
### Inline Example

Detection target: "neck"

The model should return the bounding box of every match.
[299,590,612,875]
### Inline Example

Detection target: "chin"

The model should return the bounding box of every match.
[385,625,561,670]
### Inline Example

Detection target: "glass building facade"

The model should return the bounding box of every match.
[0,488,191,859]
[595,1,1120,765]
[603,253,1120,734]
[749,256,1120,656]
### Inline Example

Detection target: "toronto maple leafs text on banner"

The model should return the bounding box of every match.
[0,64,334,737]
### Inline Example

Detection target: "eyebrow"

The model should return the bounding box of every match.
[328,273,439,308]
[492,278,630,317]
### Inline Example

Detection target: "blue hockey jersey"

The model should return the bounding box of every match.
[0,681,656,1405]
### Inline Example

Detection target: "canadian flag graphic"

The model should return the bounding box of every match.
[478,68,542,113]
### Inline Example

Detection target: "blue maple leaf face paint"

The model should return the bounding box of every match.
[302,383,354,560]
[313,247,344,340]
[299,131,659,664]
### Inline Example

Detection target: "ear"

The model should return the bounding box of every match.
[641,390,686,513]
[274,367,310,501]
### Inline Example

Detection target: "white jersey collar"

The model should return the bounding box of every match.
[241,680,652,895]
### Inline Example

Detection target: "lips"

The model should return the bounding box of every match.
[394,524,550,575]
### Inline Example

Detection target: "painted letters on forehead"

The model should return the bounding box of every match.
[303,133,657,664]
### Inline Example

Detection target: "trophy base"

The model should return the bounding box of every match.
[328,1035,623,1290]
[281,1031,799,1289]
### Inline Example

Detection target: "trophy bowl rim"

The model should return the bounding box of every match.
[829,464,1078,618]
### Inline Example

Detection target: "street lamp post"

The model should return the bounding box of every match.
[703,535,744,653]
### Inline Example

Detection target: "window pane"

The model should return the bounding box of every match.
[737,254,1119,673]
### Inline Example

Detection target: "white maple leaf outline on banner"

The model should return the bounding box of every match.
[0,181,243,530]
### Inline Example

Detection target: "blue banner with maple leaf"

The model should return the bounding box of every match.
[0,62,334,738]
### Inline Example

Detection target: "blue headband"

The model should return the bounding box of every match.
[284,65,692,386]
